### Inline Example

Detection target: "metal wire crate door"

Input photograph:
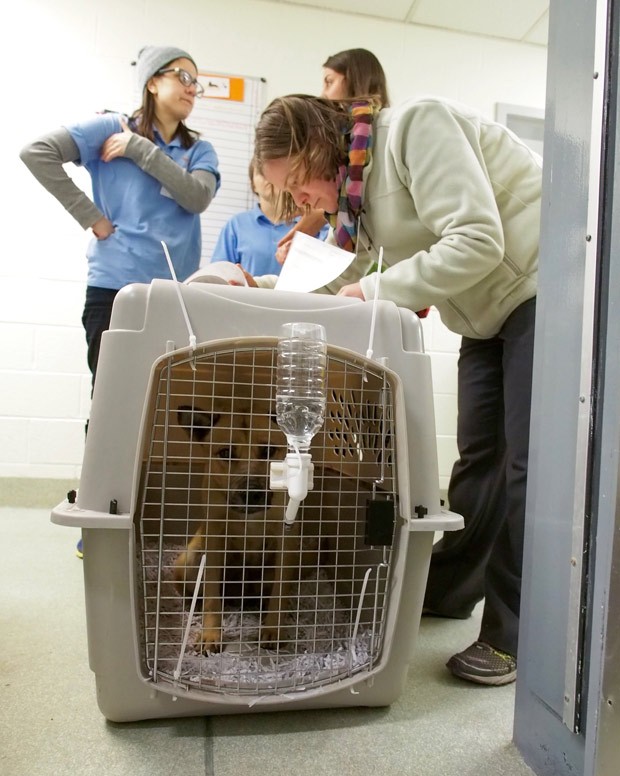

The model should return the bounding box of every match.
[133,339,405,698]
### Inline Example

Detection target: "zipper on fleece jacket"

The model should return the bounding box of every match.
[357,211,376,255]
[445,298,481,338]
[503,253,522,277]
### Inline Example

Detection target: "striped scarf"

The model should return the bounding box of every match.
[327,101,378,253]
[327,100,430,320]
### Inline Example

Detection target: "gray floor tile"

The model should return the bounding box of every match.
[0,508,208,776]
[0,507,533,776]
[208,613,532,776]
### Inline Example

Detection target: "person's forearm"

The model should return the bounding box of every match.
[19,128,102,229]
[124,135,216,213]
[297,209,328,235]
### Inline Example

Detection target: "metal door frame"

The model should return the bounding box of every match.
[514,1,620,773]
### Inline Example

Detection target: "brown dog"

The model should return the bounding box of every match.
[173,400,323,654]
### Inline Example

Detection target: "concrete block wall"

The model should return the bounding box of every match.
[1,0,547,490]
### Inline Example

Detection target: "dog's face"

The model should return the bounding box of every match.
[177,403,286,515]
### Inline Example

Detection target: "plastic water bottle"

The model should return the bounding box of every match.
[276,322,327,451]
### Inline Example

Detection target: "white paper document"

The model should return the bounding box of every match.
[274,232,356,293]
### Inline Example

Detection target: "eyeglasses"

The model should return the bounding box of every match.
[156,68,204,97]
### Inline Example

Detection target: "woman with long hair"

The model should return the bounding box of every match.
[20,45,220,387]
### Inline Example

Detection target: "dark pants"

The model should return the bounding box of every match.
[424,297,536,657]
[81,286,119,392]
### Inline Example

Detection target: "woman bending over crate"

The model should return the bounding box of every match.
[250,93,541,687]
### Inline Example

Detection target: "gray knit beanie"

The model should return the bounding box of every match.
[134,45,197,93]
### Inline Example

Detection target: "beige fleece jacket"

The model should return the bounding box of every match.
[258,97,542,339]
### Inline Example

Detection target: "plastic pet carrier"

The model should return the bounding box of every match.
[52,279,461,722]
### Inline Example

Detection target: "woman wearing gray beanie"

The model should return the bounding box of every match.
[20,44,220,391]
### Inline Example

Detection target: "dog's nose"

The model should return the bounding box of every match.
[230,477,272,511]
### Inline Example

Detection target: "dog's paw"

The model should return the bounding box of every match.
[194,610,223,654]
[195,627,222,655]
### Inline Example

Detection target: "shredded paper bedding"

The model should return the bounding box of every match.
[140,547,377,694]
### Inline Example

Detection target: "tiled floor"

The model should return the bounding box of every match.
[0,504,534,776]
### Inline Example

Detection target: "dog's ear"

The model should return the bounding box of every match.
[177,404,220,442]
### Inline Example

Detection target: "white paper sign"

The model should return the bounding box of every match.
[274,232,356,292]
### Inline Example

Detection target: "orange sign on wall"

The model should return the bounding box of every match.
[197,73,245,102]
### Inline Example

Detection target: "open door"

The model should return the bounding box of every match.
[515,1,620,774]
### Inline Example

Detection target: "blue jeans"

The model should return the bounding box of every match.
[81,286,118,391]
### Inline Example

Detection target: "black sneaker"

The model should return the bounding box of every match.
[446,641,517,685]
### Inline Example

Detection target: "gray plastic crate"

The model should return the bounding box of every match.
[52,280,461,722]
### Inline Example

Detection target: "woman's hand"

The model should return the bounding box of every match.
[100,119,133,162]
[229,265,258,287]
[91,216,115,239]
[276,208,328,264]
[337,282,365,300]
[275,240,292,266]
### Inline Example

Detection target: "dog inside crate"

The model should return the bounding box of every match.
[134,340,400,695]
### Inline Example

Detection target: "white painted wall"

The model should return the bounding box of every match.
[1,0,547,486]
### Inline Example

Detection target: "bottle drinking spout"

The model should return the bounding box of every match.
[283,452,314,524]
[273,322,327,526]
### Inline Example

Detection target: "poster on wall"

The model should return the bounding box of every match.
[190,72,266,263]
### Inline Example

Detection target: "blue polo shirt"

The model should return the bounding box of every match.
[211,204,328,276]
[66,113,220,289]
